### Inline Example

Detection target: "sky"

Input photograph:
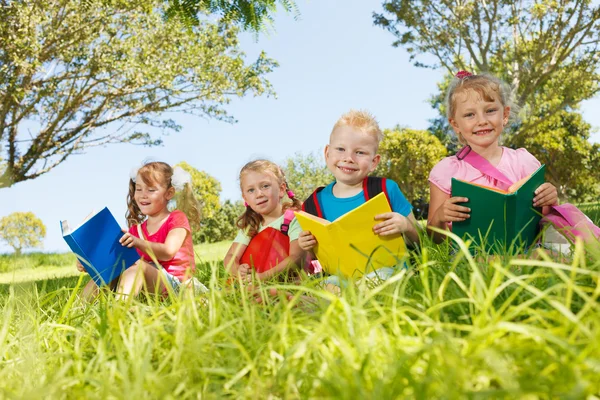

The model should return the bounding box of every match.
[2,0,600,253]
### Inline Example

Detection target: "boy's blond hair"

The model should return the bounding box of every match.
[331,109,384,147]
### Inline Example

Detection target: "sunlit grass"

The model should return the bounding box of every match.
[0,234,599,398]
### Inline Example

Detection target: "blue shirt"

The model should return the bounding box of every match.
[317,179,412,221]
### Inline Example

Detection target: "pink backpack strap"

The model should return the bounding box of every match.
[457,146,514,187]
[543,204,600,243]
[280,209,295,236]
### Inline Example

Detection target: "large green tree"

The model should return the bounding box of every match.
[0,0,275,188]
[0,212,46,255]
[283,152,332,202]
[374,0,600,200]
[165,0,299,32]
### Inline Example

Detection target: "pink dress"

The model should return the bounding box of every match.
[429,147,541,194]
[128,210,195,281]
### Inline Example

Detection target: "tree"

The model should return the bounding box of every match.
[195,199,245,243]
[374,0,600,201]
[0,0,275,188]
[375,127,447,218]
[282,152,332,202]
[176,162,222,220]
[0,212,46,255]
[165,0,299,32]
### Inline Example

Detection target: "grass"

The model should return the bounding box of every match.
[0,207,598,397]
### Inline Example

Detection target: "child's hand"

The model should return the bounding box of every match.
[298,230,317,251]
[119,230,143,249]
[238,263,251,277]
[373,212,409,236]
[435,197,470,223]
[534,183,558,207]
[76,259,86,272]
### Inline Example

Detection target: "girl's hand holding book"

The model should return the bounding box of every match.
[76,259,86,272]
[119,230,144,250]
[533,182,558,207]
[436,197,471,223]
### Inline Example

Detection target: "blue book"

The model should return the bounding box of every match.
[61,207,139,286]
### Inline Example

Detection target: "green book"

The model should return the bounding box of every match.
[451,165,546,252]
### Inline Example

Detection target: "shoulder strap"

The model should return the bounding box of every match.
[456,146,514,186]
[280,209,295,236]
[302,186,326,218]
[363,176,390,204]
[136,223,146,240]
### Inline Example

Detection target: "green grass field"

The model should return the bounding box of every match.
[0,214,599,398]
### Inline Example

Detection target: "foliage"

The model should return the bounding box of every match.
[0,252,74,274]
[194,199,245,243]
[376,127,447,204]
[0,212,46,255]
[0,0,276,188]
[165,0,299,32]
[0,236,599,397]
[374,0,600,201]
[283,151,332,202]
[175,162,222,220]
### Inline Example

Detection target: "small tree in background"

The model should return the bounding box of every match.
[0,212,46,255]
[196,200,245,243]
[283,152,332,202]
[376,127,447,219]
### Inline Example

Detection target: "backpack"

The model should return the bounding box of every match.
[541,204,600,244]
[457,145,600,245]
[302,177,390,218]
[239,209,295,273]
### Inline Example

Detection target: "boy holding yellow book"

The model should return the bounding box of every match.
[297,110,419,287]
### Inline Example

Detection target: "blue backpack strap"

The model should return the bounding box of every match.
[280,209,295,236]
[362,176,390,205]
[302,186,325,218]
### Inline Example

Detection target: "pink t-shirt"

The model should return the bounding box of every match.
[429,147,541,194]
[128,210,195,281]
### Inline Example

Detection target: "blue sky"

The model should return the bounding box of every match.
[2,0,600,253]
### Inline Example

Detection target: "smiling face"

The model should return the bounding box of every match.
[240,170,285,219]
[134,174,174,217]
[324,125,380,186]
[449,89,510,150]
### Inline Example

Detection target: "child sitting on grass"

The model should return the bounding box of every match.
[298,109,420,289]
[77,161,202,300]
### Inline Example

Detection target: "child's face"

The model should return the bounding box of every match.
[325,126,380,186]
[241,171,285,217]
[449,89,510,149]
[134,175,174,217]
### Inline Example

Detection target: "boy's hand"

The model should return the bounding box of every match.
[119,230,143,249]
[534,183,558,207]
[76,259,86,272]
[435,197,470,223]
[373,212,410,236]
[298,230,317,251]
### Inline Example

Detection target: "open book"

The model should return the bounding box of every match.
[61,207,139,286]
[451,164,546,251]
[294,192,407,278]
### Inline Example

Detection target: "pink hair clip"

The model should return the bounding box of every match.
[244,201,249,207]
[456,70,473,80]
[286,190,295,198]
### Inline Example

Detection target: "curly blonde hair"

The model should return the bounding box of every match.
[126,161,201,230]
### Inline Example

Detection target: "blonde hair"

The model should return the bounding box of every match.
[331,109,384,145]
[236,159,301,238]
[126,161,201,230]
[446,73,518,145]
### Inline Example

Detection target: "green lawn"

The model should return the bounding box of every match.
[0,241,230,285]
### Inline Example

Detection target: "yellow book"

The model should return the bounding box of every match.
[294,192,407,278]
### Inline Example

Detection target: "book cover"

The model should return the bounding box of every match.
[61,207,139,286]
[295,192,407,278]
[451,164,546,251]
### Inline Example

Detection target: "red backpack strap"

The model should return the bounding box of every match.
[280,209,295,236]
[302,187,325,218]
[362,176,390,204]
